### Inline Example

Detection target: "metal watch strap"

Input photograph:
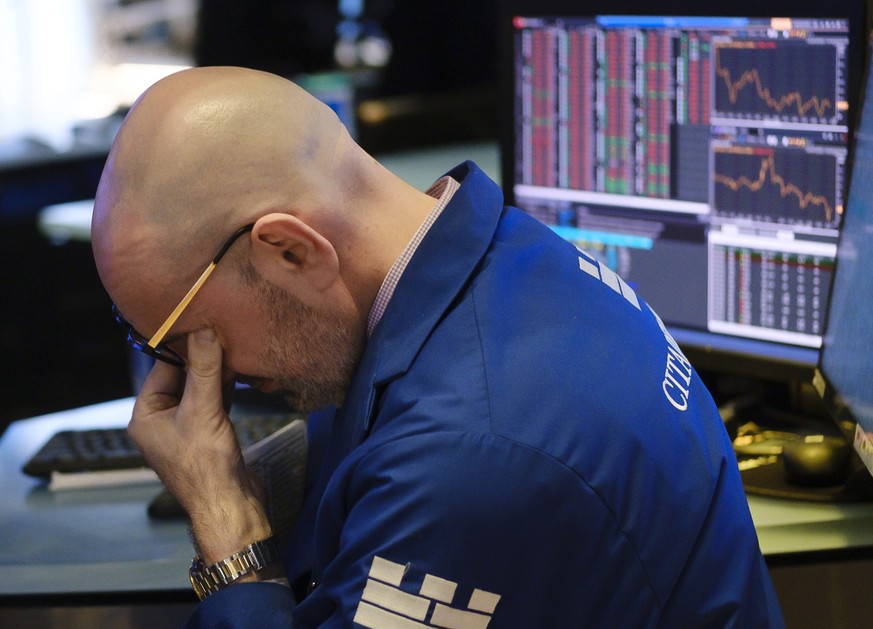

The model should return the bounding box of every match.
[189,537,279,600]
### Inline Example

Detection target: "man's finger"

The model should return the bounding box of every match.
[134,358,185,413]
[182,327,225,412]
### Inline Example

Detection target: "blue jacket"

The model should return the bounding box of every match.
[188,162,784,628]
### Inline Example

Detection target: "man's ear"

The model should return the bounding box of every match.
[249,213,339,291]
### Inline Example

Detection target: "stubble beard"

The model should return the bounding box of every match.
[257,279,364,413]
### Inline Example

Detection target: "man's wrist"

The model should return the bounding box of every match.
[189,536,283,600]
[189,494,273,564]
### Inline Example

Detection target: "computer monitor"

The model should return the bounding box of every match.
[816,44,873,480]
[498,0,871,382]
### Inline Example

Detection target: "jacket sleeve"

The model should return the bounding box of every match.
[184,581,296,628]
[293,425,782,628]
[291,430,663,628]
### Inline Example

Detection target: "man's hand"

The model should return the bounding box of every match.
[128,328,272,565]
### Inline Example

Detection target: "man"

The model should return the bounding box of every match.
[92,67,784,627]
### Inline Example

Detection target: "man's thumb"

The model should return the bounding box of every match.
[185,327,224,400]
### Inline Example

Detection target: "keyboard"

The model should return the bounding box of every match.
[22,413,304,479]
[23,428,142,478]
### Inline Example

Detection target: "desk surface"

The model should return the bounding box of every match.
[0,398,191,596]
[3,397,873,596]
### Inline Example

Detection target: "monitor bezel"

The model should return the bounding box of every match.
[814,35,873,476]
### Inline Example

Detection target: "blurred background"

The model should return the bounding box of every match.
[0,0,499,429]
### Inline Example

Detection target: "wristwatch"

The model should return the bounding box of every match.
[189,537,279,600]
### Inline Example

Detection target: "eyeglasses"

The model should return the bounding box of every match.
[112,223,255,367]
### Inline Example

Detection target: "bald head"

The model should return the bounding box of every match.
[91,66,436,350]
[93,67,346,275]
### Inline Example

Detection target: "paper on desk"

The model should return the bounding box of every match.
[243,419,308,545]
[49,467,160,491]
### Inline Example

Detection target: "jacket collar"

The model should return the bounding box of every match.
[366,161,503,389]
[323,161,503,465]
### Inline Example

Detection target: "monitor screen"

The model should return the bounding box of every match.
[499,0,870,380]
[817,45,873,478]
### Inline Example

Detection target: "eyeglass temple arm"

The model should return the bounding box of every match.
[145,224,253,349]
[147,262,218,349]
